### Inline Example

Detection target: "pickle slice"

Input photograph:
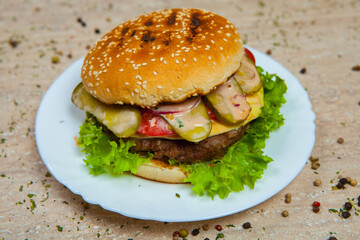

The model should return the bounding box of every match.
[159,99,211,142]
[71,83,141,137]
[234,55,262,94]
[204,78,251,125]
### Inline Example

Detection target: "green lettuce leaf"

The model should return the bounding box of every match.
[181,66,287,199]
[78,116,151,175]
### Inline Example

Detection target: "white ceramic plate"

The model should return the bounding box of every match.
[35,47,315,222]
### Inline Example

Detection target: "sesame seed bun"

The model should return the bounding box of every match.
[81,8,244,107]
[134,159,188,183]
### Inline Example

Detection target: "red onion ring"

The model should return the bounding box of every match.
[150,97,201,115]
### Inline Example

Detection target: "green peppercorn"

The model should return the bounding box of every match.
[179,229,188,238]
[52,56,59,64]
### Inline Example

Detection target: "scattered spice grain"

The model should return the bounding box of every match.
[341,211,351,219]
[52,56,59,64]
[242,222,251,229]
[179,229,188,238]
[337,137,344,144]
[350,179,358,186]
[191,228,200,236]
[313,179,322,186]
[352,65,360,71]
[215,224,223,231]
[281,210,289,217]
[311,162,320,170]
[300,68,306,74]
[344,202,352,211]
[202,224,210,231]
[266,49,272,55]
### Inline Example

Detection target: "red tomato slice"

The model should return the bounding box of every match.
[205,104,218,120]
[244,47,256,64]
[137,110,176,136]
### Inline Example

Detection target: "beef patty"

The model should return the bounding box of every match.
[130,125,249,164]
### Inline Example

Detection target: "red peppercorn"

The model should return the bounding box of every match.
[172,231,180,237]
[312,201,321,207]
[215,225,223,231]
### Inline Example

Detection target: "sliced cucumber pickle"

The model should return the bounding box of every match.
[204,78,251,125]
[71,83,141,137]
[233,55,262,94]
[159,99,211,142]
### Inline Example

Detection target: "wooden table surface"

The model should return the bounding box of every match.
[1,0,360,239]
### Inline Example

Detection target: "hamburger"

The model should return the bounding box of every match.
[71,8,286,198]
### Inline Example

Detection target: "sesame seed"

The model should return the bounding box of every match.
[106,88,110,93]
[157,85,162,89]
[213,61,217,65]
[137,81,141,85]
[170,91,174,94]
[220,47,224,50]
[131,92,134,97]
[226,33,231,37]
[125,82,129,86]
[134,89,139,93]
[193,57,197,62]
[208,56,212,60]
[160,57,164,61]
[119,69,124,72]
[176,59,179,64]
[183,58,186,62]
[142,85,146,89]
[192,93,198,96]
[88,83,93,87]
[151,59,156,62]
[163,60,167,64]
[153,71,157,75]
[136,75,142,80]
[142,63,147,66]
[178,88,182,91]
[223,38,228,42]
[171,53,175,58]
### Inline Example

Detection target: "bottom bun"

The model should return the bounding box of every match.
[135,159,189,183]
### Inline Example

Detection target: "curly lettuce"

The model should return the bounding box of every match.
[78,115,151,175]
[77,66,287,199]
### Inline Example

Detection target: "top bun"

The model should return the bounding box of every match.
[81,8,244,107]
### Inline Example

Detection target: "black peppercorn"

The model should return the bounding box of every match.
[191,228,200,236]
[341,210,351,219]
[344,202,352,211]
[300,68,306,74]
[336,182,344,189]
[242,222,251,229]
[339,178,348,184]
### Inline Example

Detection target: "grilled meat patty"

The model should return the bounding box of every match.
[131,125,249,164]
